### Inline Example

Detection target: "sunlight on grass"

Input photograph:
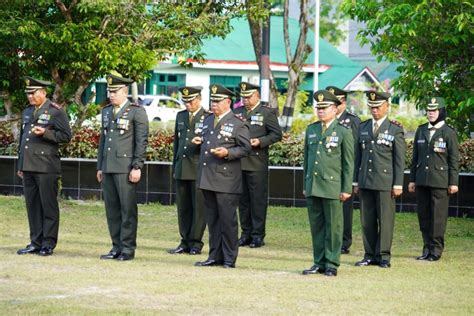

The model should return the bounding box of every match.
[0,196,473,314]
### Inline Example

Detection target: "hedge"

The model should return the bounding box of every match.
[0,122,472,172]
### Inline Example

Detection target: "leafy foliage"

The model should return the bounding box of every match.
[341,0,474,139]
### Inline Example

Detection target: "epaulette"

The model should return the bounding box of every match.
[338,121,351,129]
[130,102,140,107]
[309,120,321,127]
[346,111,357,117]
[390,119,402,127]
[103,103,113,109]
[234,113,246,121]
[50,102,62,109]
[360,119,371,125]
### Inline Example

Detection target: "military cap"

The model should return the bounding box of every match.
[179,86,202,102]
[107,74,134,92]
[426,97,446,110]
[24,76,52,93]
[239,82,260,97]
[313,89,341,108]
[325,86,348,100]
[366,90,391,107]
[209,84,235,101]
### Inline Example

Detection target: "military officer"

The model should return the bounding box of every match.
[16,76,72,256]
[326,86,361,254]
[234,82,282,248]
[408,97,459,261]
[97,74,149,261]
[193,84,251,268]
[302,90,354,277]
[353,91,405,268]
[169,86,209,255]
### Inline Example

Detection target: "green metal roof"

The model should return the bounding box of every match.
[201,17,366,89]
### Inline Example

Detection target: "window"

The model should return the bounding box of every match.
[146,72,185,96]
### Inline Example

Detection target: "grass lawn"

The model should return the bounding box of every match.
[0,195,473,315]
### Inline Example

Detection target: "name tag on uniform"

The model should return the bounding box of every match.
[361,131,369,135]
[308,133,316,138]
[417,139,425,144]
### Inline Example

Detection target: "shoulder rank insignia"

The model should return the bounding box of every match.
[50,102,62,109]
[390,119,402,127]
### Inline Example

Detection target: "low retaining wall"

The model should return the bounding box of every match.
[1,156,472,217]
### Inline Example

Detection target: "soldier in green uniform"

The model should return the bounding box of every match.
[193,84,251,269]
[16,77,72,256]
[408,97,459,261]
[234,82,282,248]
[168,86,209,255]
[302,90,354,277]
[97,74,149,261]
[354,91,405,268]
[326,86,361,254]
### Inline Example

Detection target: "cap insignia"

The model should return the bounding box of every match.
[107,77,113,85]
[317,93,324,102]
[25,79,30,86]
[370,92,376,101]
[329,88,335,94]
[211,85,218,94]
[431,97,437,104]
[183,88,189,96]
[241,83,247,91]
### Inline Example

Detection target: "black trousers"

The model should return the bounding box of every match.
[102,173,138,255]
[175,179,206,250]
[416,186,449,257]
[238,170,268,240]
[202,189,240,264]
[359,189,395,262]
[342,195,354,249]
[22,172,60,249]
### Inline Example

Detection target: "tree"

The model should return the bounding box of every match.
[0,0,248,129]
[246,0,347,132]
[342,0,474,139]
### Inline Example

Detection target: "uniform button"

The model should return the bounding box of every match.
[440,167,444,170]
[316,151,320,154]
[371,140,374,144]
[184,146,187,149]
[369,150,373,153]
[183,154,186,158]
[187,129,190,132]
[368,169,372,172]
[28,131,31,134]
[109,138,112,141]
[123,154,127,157]
[256,152,259,155]
[319,141,322,144]
[223,167,227,170]
[186,138,189,141]
[426,155,430,158]
[203,162,207,166]
[314,172,317,175]
[207,141,210,144]
[30,124,34,127]
[425,166,429,170]
[315,162,318,164]
[210,131,214,135]
[25,146,28,149]
[108,148,111,151]
[110,129,114,132]
[369,160,372,163]
[26,138,29,141]
[41,151,44,154]
[383,169,387,172]
[205,151,208,155]
[330,176,333,179]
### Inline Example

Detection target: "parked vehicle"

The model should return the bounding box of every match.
[128,95,184,122]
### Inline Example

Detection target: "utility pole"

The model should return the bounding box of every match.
[313,0,320,107]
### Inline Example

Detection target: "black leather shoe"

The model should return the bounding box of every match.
[38,247,54,256]
[167,246,189,254]
[117,253,134,261]
[194,259,221,267]
[341,247,350,254]
[223,261,235,268]
[355,258,375,266]
[302,265,325,275]
[249,238,265,248]
[324,268,337,277]
[427,254,441,261]
[379,260,391,268]
[100,250,121,260]
[17,244,40,255]
[189,248,202,255]
[238,237,252,247]
[416,253,430,260]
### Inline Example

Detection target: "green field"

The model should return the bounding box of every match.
[0,195,473,314]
